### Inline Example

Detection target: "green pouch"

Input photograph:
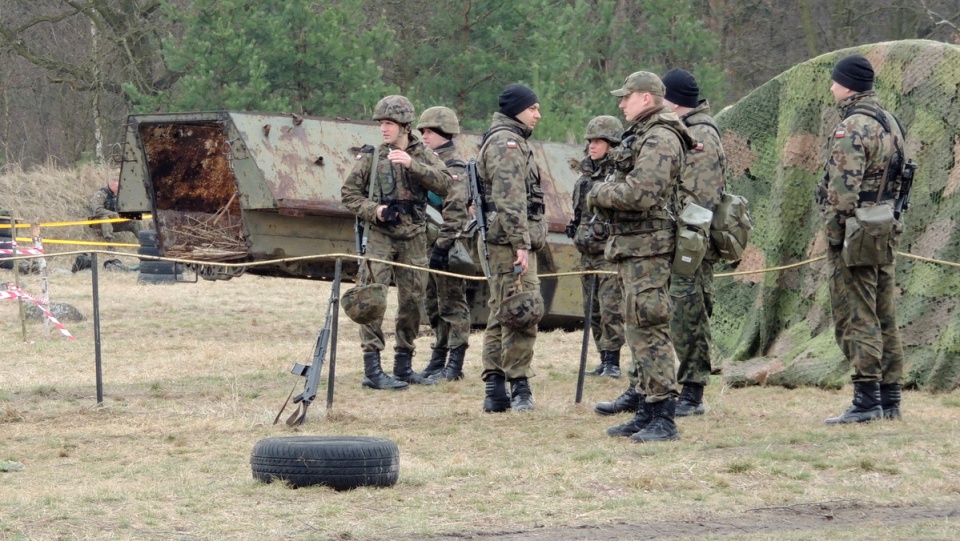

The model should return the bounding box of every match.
[447,240,476,276]
[842,204,895,267]
[672,202,712,275]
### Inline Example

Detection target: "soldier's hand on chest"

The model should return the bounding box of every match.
[388,149,412,169]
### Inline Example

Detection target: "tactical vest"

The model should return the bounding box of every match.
[842,103,907,204]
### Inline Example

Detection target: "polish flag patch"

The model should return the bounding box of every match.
[506,141,518,149]
[452,174,459,181]
[355,154,363,160]
[695,142,704,151]
[834,130,846,138]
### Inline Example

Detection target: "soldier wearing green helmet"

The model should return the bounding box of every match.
[416,106,473,383]
[565,115,627,383]
[340,94,452,390]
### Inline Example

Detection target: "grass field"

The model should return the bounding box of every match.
[1,263,959,540]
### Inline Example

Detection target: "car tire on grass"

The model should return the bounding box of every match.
[251,436,400,491]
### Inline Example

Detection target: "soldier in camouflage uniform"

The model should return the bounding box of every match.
[663,68,727,417]
[565,115,625,380]
[416,106,472,383]
[340,95,452,391]
[586,72,696,442]
[89,177,142,242]
[817,55,907,424]
[477,83,546,413]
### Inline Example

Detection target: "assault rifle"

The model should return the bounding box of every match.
[467,159,492,278]
[275,259,342,426]
[895,159,918,218]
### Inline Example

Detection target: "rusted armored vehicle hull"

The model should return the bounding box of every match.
[116,111,585,328]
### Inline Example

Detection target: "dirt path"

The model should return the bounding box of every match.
[398,500,960,540]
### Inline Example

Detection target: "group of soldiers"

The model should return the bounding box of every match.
[340,53,909,442]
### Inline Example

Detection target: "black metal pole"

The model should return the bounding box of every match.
[91,252,103,406]
[575,273,596,404]
[326,258,341,410]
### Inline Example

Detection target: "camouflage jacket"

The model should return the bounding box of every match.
[432,142,470,249]
[681,101,727,261]
[571,154,616,255]
[89,187,118,218]
[341,132,451,240]
[588,107,696,259]
[477,112,546,252]
[817,92,903,245]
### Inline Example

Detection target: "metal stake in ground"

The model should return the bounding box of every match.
[91,251,104,406]
[575,273,597,404]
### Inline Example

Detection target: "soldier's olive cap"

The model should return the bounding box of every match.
[341,283,388,325]
[610,71,665,98]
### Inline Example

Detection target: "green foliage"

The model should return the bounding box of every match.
[133,0,396,116]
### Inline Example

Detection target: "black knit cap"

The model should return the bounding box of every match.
[832,54,874,92]
[662,68,700,108]
[498,83,539,118]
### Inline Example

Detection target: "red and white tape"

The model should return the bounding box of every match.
[0,248,45,255]
[0,284,76,341]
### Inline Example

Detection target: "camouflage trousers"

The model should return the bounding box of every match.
[424,258,471,350]
[827,249,904,384]
[579,252,624,352]
[618,254,679,402]
[670,263,715,386]
[359,229,427,354]
[96,216,142,241]
[480,243,539,381]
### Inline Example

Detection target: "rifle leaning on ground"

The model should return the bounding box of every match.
[275,259,342,426]
[466,158,492,278]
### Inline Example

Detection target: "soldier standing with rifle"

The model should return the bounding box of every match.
[476,83,546,413]
[340,95,452,390]
[566,115,626,380]
[416,107,472,383]
[817,55,913,424]
[586,72,696,442]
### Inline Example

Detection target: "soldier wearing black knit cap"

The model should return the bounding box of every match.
[476,83,545,413]
[818,53,908,425]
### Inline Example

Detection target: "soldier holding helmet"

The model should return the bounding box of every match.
[340,95,452,390]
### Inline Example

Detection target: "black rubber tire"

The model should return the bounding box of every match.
[137,246,161,257]
[138,261,178,274]
[250,436,399,491]
[138,230,158,247]
[137,273,178,284]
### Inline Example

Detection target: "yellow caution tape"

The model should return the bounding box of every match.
[0,214,151,229]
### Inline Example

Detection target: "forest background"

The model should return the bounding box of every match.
[2,0,959,169]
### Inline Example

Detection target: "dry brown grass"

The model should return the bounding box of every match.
[1,268,959,540]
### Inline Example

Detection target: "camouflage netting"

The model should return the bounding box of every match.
[713,40,960,392]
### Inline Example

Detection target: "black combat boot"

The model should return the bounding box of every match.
[420,348,448,379]
[393,351,436,385]
[600,350,622,378]
[361,351,408,390]
[594,386,641,416]
[483,373,511,413]
[630,398,680,442]
[430,344,465,382]
[675,383,705,417]
[509,377,535,411]
[586,358,605,376]
[606,399,652,437]
[880,383,902,420]
[825,381,883,425]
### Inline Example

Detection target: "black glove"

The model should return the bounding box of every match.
[380,205,401,224]
[564,222,577,239]
[429,244,450,270]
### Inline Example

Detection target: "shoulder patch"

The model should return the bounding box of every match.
[834,129,846,138]
[451,174,460,181]
[643,135,660,147]
[695,142,705,151]
[506,140,518,149]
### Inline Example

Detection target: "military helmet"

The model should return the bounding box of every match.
[341,283,388,324]
[373,95,415,125]
[495,289,545,331]
[584,115,623,144]
[416,106,461,135]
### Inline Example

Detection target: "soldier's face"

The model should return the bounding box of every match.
[515,104,541,130]
[619,92,650,122]
[380,120,402,145]
[108,180,119,195]
[419,128,448,150]
[830,81,855,102]
[587,139,611,160]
